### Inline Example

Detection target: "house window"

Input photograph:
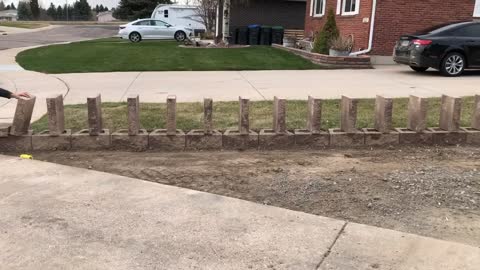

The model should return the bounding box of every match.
[342,0,360,15]
[475,0,480,17]
[164,10,169,18]
[312,0,326,17]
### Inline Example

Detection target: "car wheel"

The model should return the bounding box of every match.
[410,66,428,72]
[440,52,465,77]
[174,31,187,42]
[129,32,142,43]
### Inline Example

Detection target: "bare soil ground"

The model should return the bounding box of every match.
[32,146,480,247]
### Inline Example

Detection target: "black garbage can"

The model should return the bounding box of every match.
[248,24,261,45]
[236,27,248,45]
[272,26,284,45]
[260,26,272,45]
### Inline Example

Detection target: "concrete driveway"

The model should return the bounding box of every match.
[0,25,117,50]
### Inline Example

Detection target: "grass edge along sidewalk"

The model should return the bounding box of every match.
[16,39,322,73]
[31,96,476,133]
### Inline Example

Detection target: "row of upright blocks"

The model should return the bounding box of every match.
[1,93,480,152]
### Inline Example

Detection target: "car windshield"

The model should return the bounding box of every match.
[414,22,470,35]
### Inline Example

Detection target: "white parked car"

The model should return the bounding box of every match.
[118,19,193,43]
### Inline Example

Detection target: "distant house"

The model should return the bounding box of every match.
[96,11,115,23]
[0,9,18,21]
[304,0,480,57]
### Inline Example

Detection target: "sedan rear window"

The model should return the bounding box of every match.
[133,20,151,26]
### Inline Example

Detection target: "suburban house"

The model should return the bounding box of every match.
[304,0,480,59]
[0,9,18,21]
[230,0,306,30]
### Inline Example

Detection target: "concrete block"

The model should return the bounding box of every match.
[307,96,322,134]
[204,98,213,135]
[186,129,223,150]
[46,94,65,136]
[407,96,428,132]
[111,129,149,151]
[127,95,140,136]
[149,129,185,151]
[363,128,399,146]
[329,128,364,147]
[258,129,295,150]
[340,96,358,133]
[239,97,250,135]
[294,129,329,149]
[396,128,433,145]
[87,95,103,136]
[0,131,32,152]
[439,95,462,131]
[374,96,393,133]
[71,129,111,150]
[223,129,258,150]
[428,128,466,145]
[32,130,71,151]
[461,127,480,145]
[166,96,177,135]
[472,95,480,130]
[0,124,10,137]
[10,96,36,136]
[273,97,287,134]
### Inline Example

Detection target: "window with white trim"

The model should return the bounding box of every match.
[474,0,480,17]
[342,0,360,15]
[312,0,326,17]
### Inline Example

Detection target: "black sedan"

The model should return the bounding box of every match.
[394,21,480,76]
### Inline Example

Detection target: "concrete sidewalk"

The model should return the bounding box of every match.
[0,154,479,270]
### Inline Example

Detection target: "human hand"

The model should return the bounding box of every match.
[11,92,31,99]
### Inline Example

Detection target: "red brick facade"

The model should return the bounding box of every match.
[304,0,477,56]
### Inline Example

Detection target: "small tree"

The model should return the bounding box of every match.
[10,3,16,9]
[195,0,218,36]
[17,1,32,20]
[0,1,5,11]
[29,0,40,20]
[47,3,57,20]
[312,9,339,54]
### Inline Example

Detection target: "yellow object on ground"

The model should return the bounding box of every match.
[20,154,33,160]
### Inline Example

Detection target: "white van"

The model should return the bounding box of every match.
[151,4,206,35]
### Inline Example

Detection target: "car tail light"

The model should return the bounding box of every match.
[412,39,432,46]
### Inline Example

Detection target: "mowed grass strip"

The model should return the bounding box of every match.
[16,38,321,73]
[31,96,476,133]
[0,21,49,29]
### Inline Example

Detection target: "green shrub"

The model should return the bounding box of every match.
[312,9,339,54]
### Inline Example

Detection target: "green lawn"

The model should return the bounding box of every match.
[16,39,320,73]
[31,97,476,133]
[0,21,49,29]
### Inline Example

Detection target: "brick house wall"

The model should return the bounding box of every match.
[305,0,477,56]
[372,0,476,55]
[304,0,373,52]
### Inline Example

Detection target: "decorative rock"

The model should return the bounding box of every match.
[71,129,111,150]
[407,96,428,132]
[204,98,213,135]
[127,95,141,136]
[439,95,462,131]
[471,95,480,130]
[239,97,250,135]
[111,129,149,151]
[149,129,185,151]
[87,95,103,136]
[374,96,393,133]
[223,130,258,150]
[340,96,358,133]
[46,94,65,136]
[32,130,71,151]
[10,96,36,136]
[307,96,322,134]
[166,96,177,136]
